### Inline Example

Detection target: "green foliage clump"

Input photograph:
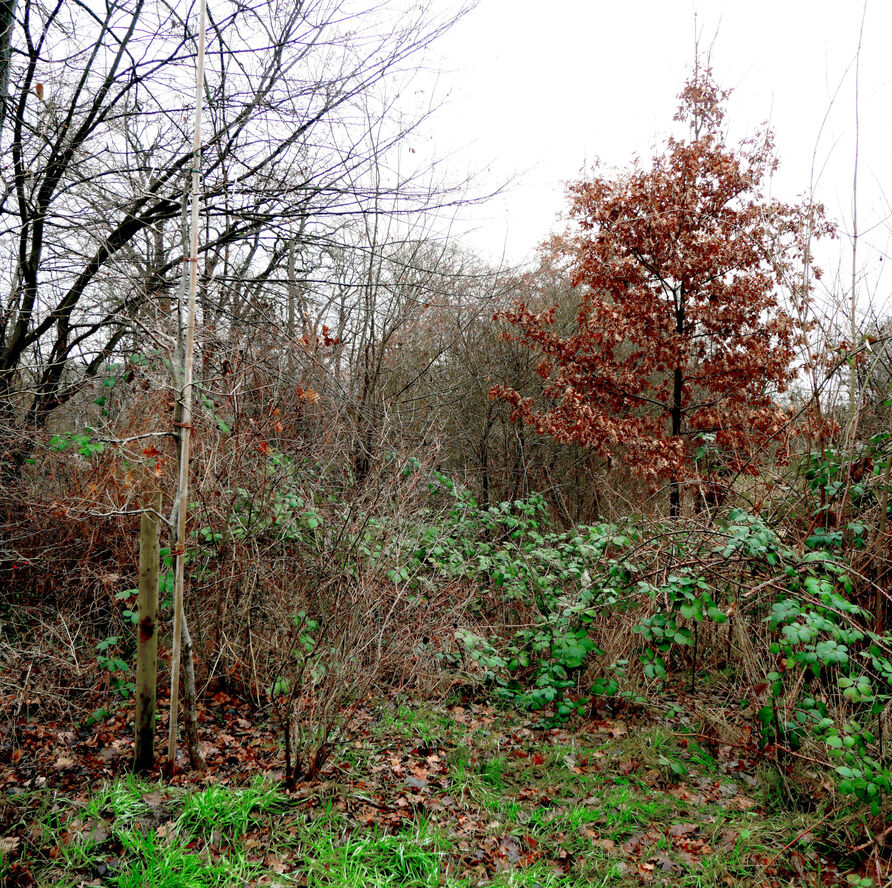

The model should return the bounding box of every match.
[379,472,892,821]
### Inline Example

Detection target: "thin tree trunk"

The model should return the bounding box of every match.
[179,615,204,766]
[874,398,892,635]
[479,405,493,507]
[669,365,683,518]
[0,0,16,135]
[167,0,208,775]
[670,288,686,518]
[134,491,161,773]
[167,387,206,771]
[839,6,866,530]
[847,5,865,447]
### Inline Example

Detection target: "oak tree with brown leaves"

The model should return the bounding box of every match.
[492,69,831,515]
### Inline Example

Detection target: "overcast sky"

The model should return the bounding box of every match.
[422,0,891,304]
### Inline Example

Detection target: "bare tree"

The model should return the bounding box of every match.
[0,0,472,467]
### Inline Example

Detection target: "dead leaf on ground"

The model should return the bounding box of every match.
[668,822,698,838]
[498,834,522,864]
[677,849,700,868]
[650,853,677,872]
[730,795,757,811]
[0,836,21,854]
[717,827,739,849]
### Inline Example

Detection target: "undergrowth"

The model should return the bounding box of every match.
[3,703,854,887]
[374,475,892,831]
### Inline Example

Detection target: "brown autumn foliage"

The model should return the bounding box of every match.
[491,69,834,514]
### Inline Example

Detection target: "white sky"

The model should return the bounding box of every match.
[422,0,892,304]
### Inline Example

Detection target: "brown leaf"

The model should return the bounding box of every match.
[730,795,757,811]
[650,853,677,873]
[498,834,522,864]
[0,836,21,854]
[717,828,739,850]
[677,849,700,868]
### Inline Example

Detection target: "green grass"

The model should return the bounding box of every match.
[57,826,105,873]
[620,727,690,781]
[113,829,261,888]
[447,745,495,803]
[176,776,286,841]
[375,702,456,747]
[20,778,284,887]
[7,703,840,888]
[600,782,676,836]
[479,754,508,789]
[486,866,579,887]
[508,745,601,796]
[483,860,633,888]
[80,773,155,828]
[299,819,454,888]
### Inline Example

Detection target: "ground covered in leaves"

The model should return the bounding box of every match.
[0,688,875,887]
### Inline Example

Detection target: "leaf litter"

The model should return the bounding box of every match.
[0,687,859,886]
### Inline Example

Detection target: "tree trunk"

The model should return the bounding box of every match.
[670,287,686,518]
[669,365,684,518]
[479,406,493,507]
[166,495,206,773]
[873,396,892,635]
[180,615,204,767]
[167,0,207,775]
[133,491,161,774]
[0,0,17,134]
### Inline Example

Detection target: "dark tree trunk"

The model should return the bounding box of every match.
[670,289,686,518]
[479,406,493,507]
[133,491,161,774]
[670,367,684,517]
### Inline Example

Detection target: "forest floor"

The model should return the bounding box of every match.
[0,679,869,888]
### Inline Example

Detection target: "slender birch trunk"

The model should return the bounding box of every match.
[167,0,208,775]
[840,6,866,529]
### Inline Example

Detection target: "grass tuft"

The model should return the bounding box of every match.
[301,820,450,888]
[114,828,261,888]
[176,777,287,841]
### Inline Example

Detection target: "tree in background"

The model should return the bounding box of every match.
[492,67,832,515]
[0,0,470,470]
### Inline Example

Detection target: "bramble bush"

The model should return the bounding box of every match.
[376,471,891,819]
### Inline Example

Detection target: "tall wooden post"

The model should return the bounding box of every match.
[134,491,161,773]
